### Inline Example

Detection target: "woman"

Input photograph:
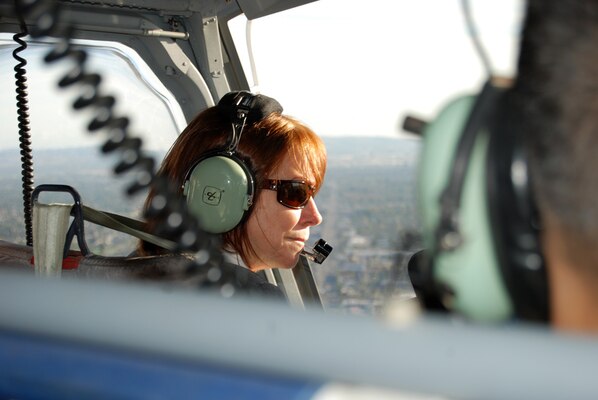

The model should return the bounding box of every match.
[138,92,326,296]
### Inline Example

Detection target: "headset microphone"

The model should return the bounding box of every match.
[301,238,333,264]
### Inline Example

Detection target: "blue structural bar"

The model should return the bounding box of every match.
[0,331,322,400]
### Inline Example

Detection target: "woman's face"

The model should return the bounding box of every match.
[246,153,323,271]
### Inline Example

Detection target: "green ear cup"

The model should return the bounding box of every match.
[418,95,513,322]
[183,155,253,234]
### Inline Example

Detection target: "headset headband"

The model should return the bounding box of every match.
[217,91,283,153]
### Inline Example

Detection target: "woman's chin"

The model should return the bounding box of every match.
[281,253,301,269]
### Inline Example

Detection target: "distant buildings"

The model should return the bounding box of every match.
[1,138,422,316]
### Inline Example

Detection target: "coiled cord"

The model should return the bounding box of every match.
[13,28,35,247]
[15,0,238,294]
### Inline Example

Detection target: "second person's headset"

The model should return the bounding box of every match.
[416,77,549,323]
[182,91,283,234]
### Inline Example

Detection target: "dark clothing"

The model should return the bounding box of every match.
[221,262,286,301]
[128,248,285,301]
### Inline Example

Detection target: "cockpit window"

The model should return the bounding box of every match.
[228,0,524,316]
[0,35,185,255]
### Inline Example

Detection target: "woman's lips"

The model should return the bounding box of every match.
[288,237,307,247]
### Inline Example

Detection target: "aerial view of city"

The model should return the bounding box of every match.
[0,136,423,316]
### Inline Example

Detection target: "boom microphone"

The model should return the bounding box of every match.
[301,238,333,264]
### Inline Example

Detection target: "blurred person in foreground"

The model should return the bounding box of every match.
[514,0,598,333]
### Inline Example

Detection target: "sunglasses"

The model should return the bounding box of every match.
[262,179,316,209]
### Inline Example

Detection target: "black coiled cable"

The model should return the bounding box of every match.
[13,28,35,247]
[14,0,239,294]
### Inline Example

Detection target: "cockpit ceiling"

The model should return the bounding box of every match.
[236,0,318,19]
[59,0,318,19]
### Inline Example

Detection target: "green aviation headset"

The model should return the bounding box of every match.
[417,78,549,323]
[182,91,283,234]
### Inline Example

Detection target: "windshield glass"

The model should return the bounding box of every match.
[0,35,185,255]
[229,0,524,316]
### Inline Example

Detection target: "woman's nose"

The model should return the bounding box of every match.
[301,197,323,226]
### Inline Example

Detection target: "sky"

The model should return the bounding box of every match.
[230,0,524,139]
[0,0,524,149]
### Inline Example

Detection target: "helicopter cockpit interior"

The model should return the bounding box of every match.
[1,0,598,399]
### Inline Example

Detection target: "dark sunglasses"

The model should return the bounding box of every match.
[262,179,316,209]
